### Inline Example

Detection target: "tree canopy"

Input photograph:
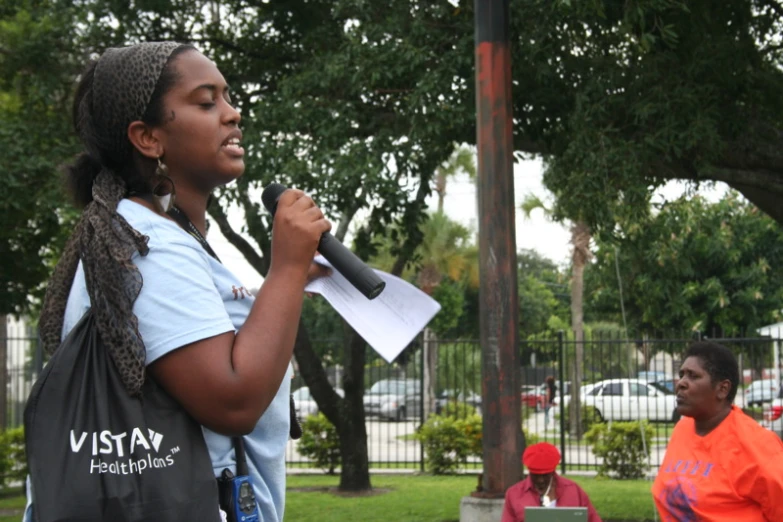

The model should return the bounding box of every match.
[586,192,783,335]
[511,0,783,230]
[5,0,783,311]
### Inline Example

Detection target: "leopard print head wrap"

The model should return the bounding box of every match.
[39,42,184,397]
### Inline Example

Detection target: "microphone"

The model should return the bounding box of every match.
[261,183,386,300]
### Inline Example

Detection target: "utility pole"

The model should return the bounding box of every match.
[472,0,521,505]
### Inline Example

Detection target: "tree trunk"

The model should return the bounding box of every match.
[293,322,371,491]
[336,330,371,490]
[568,222,590,440]
[435,169,446,213]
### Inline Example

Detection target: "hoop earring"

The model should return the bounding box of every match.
[152,157,176,212]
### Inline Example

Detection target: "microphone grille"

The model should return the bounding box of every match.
[261,183,288,214]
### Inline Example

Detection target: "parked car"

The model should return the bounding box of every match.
[363,379,421,421]
[637,371,668,383]
[652,378,679,394]
[761,387,783,438]
[435,389,482,415]
[292,386,343,418]
[581,378,677,422]
[521,381,571,412]
[745,379,779,406]
[552,383,599,410]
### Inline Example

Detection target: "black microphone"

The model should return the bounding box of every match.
[261,183,386,300]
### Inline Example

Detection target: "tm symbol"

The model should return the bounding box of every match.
[171,446,180,454]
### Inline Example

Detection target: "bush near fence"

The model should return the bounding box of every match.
[297,413,341,475]
[585,421,654,479]
[0,427,26,488]
[557,403,604,434]
[416,403,540,475]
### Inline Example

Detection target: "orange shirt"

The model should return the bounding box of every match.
[652,406,783,522]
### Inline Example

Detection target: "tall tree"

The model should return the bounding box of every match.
[371,210,478,416]
[520,195,591,438]
[508,0,783,229]
[0,1,82,315]
[587,192,783,337]
[516,249,569,341]
[433,145,476,213]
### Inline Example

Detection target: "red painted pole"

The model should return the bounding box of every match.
[474,0,522,498]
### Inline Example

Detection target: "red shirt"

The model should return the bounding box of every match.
[501,474,602,522]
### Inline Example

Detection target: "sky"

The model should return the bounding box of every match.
[207,157,729,287]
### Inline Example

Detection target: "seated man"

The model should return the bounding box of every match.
[501,442,602,522]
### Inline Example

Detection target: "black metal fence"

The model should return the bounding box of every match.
[288,328,783,473]
[4,322,783,475]
[1,319,39,430]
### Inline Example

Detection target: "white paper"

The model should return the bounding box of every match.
[305,257,441,363]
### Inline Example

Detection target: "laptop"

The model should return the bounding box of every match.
[524,507,588,522]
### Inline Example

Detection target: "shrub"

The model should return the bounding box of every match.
[297,413,341,474]
[585,421,654,479]
[458,414,483,458]
[416,414,472,474]
[523,429,540,447]
[441,401,478,419]
[417,411,540,474]
[0,427,26,488]
[557,403,604,434]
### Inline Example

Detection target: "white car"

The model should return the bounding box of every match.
[581,378,677,422]
[745,379,779,406]
[292,386,343,418]
[552,383,598,410]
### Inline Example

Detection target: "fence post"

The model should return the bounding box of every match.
[557,330,566,475]
[420,335,425,472]
[0,315,6,430]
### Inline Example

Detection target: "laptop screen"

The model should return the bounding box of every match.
[523,506,588,522]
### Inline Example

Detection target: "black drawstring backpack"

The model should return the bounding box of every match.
[24,310,220,522]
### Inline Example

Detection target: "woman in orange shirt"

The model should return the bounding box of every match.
[653,341,783,521]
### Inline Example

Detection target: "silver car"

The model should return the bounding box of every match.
[363,379,421,421]
[292,386,344,418]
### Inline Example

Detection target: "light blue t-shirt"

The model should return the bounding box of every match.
[26,199,291,522]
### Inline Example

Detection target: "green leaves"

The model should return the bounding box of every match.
[515,0,783,230]
[586,192,783,334]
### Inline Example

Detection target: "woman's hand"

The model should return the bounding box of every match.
[305,260,331,298]
[269,189,331,280]
[307,260,331,284]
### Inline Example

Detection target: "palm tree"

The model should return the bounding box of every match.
[433,146,477,213]
[520,194,592,439]
[372,211,478,417]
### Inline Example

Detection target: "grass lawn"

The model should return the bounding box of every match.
[0,474,659,521]
[0,488,25,522]
[286,473,658,522]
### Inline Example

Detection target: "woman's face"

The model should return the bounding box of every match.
[154,50,245,192]
[676,356,729,419]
